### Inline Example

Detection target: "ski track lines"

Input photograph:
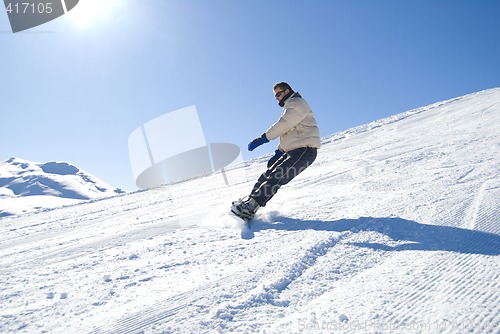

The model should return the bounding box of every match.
[395,252,499,333]
[208,233,345,331]
[464,177,500,234]
[88,271,253,334]
[90,230,402,333]
[382,253,496,333]
[89,232,340,333]
[0,197,176,268]
[263,215,499,333]
[0,184,209,267]
[83,232,328,333]
[270,250,499,334]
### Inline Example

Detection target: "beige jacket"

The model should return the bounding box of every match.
[265,93,321,152]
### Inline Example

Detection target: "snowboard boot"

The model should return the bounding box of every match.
[231,197,260,219]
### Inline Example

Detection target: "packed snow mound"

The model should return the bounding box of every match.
[0,88,498,333]
[0,158,125,217]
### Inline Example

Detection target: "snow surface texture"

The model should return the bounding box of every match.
[0,158,125,218]
[0,88,499,333]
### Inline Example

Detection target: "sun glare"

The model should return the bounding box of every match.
[67,0,124,29]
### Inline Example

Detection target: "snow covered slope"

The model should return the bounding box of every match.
[0,88,499,333]
[0,158,125,217]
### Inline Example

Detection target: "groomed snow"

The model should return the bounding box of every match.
[0,88,499,333]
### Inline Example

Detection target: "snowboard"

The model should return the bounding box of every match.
[229,209,252,225]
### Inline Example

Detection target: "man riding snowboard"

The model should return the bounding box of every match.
[231,82,321,220]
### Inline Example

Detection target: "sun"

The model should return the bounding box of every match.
[67,0,124,29]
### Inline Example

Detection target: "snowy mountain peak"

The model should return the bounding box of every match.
[0,158,125,217]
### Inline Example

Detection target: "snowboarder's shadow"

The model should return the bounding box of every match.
[251,214,500,256]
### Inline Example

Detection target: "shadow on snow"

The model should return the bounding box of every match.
[251,214,500,256]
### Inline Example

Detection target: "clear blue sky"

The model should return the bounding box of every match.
[1,0,499,191]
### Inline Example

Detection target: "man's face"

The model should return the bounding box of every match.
[274,88,288,102]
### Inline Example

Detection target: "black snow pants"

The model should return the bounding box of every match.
[250,147,317,207]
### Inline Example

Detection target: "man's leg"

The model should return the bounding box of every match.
[250,154,288,196]
[250,147,317,206]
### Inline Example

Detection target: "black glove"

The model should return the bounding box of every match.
[248,133,269,151]
[267,149,284,168]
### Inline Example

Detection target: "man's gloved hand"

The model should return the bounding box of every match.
[267,149,284,168]
[248,133,269,151]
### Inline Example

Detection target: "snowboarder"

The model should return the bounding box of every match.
[231,82,321,220]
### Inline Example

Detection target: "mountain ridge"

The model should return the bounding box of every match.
[0,157,125,217]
